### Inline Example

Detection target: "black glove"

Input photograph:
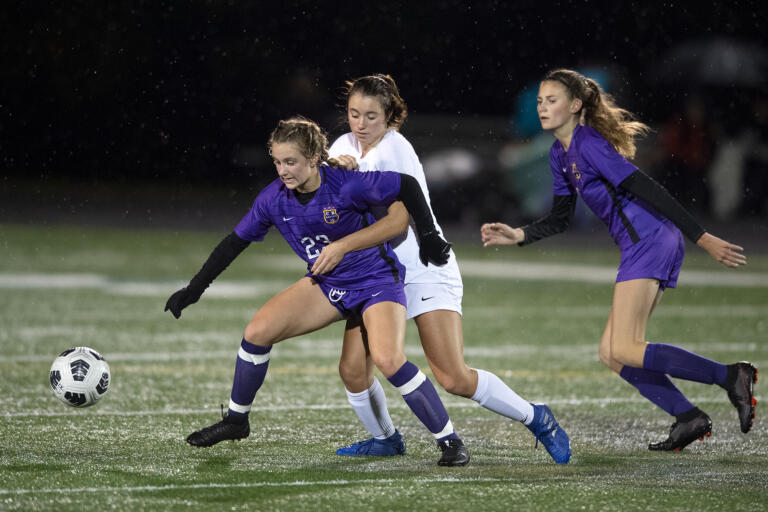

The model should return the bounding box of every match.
[163,232,250,319]
[164,285,205,319]
[418,231,452,266]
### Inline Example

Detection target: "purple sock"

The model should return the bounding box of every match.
[228,339,271,421]
[620,365,695,416]
[387,361,459,442]
[643,343,728,385]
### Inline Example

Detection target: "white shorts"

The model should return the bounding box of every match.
[403,281,463,320]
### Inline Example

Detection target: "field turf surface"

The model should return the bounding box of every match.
[1,223,766,510]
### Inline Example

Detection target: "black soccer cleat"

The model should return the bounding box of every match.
[437,438,470,466]
[722,362,758,434]
[186,413,250,447]
[648,408,712,452]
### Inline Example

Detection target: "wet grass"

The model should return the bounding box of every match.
[1,223,767,510]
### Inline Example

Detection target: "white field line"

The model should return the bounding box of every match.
[2,258,768,297]
[463,304,768,318]
[0,345,596,363]
[0,273,290,297]
[0,476,514,496]
[0,396,739,419]
[6,303,766,347]
[1,335,761,364]
[458,260,768,287]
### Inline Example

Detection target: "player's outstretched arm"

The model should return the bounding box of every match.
[164,232,250,318]
[696,233,747,268]
[480,222,525,246]
[482,194,576,248]
[619,171,747,268]
[311,201,409,275]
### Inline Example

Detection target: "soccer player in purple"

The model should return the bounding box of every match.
[481,68,758,452]
[165,117,469,466]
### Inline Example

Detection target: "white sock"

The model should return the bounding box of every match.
[471,368,534,424]
[345,376,396,439]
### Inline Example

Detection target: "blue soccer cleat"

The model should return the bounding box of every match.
[526,403,571,464]
[336,430,406,456]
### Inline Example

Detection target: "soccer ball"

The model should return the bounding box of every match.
[49,347,111,407]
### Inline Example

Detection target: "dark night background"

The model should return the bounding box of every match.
[1,1,767,233]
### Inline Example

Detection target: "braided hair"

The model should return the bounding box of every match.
[268,116,341,167]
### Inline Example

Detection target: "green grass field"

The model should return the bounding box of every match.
[1,223,767,511]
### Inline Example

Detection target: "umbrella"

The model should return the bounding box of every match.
[651,37,768,86]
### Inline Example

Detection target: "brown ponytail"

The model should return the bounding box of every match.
[544,69,650,159]
[344,74,408,129]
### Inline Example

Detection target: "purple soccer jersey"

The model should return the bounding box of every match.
[550,125,671,250]
[234,165,405,289]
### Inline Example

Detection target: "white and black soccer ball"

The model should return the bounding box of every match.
[49,347,111,407]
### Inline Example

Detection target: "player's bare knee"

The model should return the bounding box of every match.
[441,380,473,398]
[598,344,613,367]
[338,359,367,389]
[370,353,403,379]
[612,353,633,367]
[610,341,644,367]
[243,320,271,345]
[436,371,473,397]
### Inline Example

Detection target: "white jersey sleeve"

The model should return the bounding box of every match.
[329,130,462,288]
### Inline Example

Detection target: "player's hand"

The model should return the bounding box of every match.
[696,232,746,268]
[480,222,524,246]
[419,231,451,266]
[311,241,348,275]
[335,154,359,170]
[164,286,203,319]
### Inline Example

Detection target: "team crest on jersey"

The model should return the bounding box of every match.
[328,288,347,303]
[571,163,581,180]
[323,207,339,224]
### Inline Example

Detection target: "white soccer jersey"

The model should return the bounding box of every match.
[329,129,462,288]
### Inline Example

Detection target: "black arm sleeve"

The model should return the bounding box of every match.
[396,174,437,237]
[188,231,251,291]
[520,194,577,246]
[619,170,705,243]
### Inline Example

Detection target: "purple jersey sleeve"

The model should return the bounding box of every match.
[549,145,575,196]
[579,131,638,187]
[342,169,401,211]
[233,182,276,242]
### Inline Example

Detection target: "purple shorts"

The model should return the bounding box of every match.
[314,279,407,318]
[616,222,684,290]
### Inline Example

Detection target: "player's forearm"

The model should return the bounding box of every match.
[619,170,705,243]
[396,174,437,237]
[520,194,576,246]
[188,231,250,291]
[335,202,409,252]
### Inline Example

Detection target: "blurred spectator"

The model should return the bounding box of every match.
[708,126,749,221]
[497,134,552,220]
[657,96,714,215]
[708,95,768,220]
[740,96,768,217]
[423,148,506,225]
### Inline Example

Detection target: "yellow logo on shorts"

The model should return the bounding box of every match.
[323,208,339,224]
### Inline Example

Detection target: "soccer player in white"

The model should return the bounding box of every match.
[321,74,570,464]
